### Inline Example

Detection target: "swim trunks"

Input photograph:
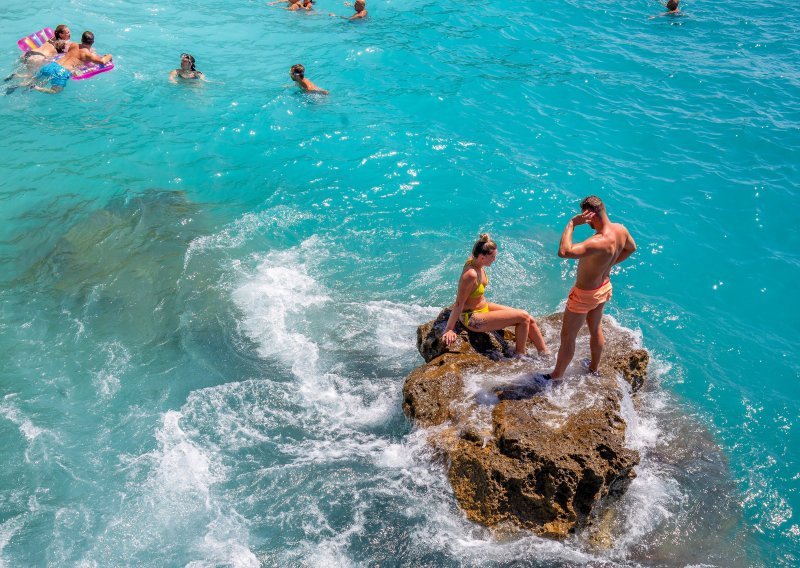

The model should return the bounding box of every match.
[461,304,489,327]
[36,61,72,88]
[566,279,612,314]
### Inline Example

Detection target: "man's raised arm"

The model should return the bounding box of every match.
[558,211,596,258]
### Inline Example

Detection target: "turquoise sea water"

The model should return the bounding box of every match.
[1,0,798,566]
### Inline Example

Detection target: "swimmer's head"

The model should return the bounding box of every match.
[470,233,498,262]
[290,64,305,81]
[666,0,679,10]
[303,0,314,5]
[355,0,366,10]
[81,31,94,46]
[53,25,71,41]
[52,39,69,53]
[181,53,197,71]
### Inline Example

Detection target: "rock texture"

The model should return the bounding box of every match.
[403,309,649,538]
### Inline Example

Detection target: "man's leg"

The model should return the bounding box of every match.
[585,303,606,373]
[550,309,587,378]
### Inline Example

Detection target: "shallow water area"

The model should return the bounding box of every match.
[1,0,799,566]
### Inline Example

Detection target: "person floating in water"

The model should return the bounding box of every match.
[541,196,636,380]
[651,0,681,18]
[442,234,550,357]
[169,53,206,83]
[30,30,111,94]
[290,64,328,94]
[23,24,74,64]
[6,24,73,86]
[330,0,368,20]
[286,0,310,10]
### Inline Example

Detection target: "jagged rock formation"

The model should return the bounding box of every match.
[403,309,649,538]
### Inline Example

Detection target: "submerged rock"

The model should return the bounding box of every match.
[403,309,649,539]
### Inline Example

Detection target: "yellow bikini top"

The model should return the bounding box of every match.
[465,262,488,298]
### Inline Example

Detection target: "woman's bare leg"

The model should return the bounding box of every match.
[487,303,549,355]
[469,306,530,355]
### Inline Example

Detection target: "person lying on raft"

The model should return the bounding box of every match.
[22,24,74,64]
[442,234,550,357]
[290,64,328,94]
[6,24,73,84]
[169,53,207,83]
[30,31,111,94]
[330,0,368,20]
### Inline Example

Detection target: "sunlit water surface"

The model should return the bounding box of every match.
[1,0,798,566]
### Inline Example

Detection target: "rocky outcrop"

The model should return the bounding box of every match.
[403,309,649,539]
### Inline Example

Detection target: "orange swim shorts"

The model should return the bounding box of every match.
[566,279,612,314]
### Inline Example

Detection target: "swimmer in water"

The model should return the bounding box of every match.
[651,0,681,18]
[301,0,315,9]
[29,30,111,93]
[287,0,304,10]
[442,234,550,357]
[6,24,74,84]
[330,0,368,20]
[169,53,207,83]
[290,64,328,95]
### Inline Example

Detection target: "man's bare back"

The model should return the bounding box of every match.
[573,221,634,290]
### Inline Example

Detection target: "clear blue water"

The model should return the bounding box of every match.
[1,0,798,566]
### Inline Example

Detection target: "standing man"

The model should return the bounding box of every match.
[545,196,636,379]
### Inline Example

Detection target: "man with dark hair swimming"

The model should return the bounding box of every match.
[330,0,368,20]
[31,30,111,93]
[651,0,681,18]
[290,64,328,94]
[541,196,636,380]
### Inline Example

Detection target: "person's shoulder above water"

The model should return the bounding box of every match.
[650,0,683,18]
[74,31,112,65]
[330,0,368,20]
[169,53,207,83]
[290,63,328,95]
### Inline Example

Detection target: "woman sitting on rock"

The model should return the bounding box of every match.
[442,234,550,357]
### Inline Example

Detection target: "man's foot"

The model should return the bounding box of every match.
[580,358,600,376]
[532,372,552,381]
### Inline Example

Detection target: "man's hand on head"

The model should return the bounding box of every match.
[571,210,594,226]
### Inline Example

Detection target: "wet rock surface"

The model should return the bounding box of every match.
[403,309,649,538]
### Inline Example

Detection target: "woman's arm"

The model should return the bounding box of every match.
[169,69,178,83]
[443,269,477,345]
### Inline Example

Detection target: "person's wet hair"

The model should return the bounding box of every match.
[471,233,497,259]
[52,39,69,53]
[580,195,605,214]
[81,31,94,45]
[181,53,197,71]
[290,64,305,79]
[666,0,679,10]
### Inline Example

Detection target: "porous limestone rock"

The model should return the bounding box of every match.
[403,309,649,539]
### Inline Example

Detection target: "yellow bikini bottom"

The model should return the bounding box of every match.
[460,304,489,327]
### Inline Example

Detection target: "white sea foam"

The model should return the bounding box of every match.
[0,398,46,445]
[183,206,313,270]
[0,514,25,568]
[82,410,256,567]
[91,341,130,401]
